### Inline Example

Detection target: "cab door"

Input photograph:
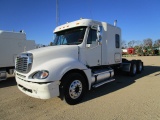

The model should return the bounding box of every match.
[85,27,102,67]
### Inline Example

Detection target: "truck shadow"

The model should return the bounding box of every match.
[0,76,17,88]
[82,65,160,104]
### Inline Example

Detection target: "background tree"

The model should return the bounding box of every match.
[49,42,54,46]
[143,38,153,48]
[121,40,127,49]
[128,40,136,48]
[153,39,160,47]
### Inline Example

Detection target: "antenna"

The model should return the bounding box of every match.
[88,0,93,19]
[56,0,59,26]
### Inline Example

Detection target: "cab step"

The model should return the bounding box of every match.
[92,78,115,88]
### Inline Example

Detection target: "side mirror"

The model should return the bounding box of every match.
[97,25,102,44]
[97,25,101,32]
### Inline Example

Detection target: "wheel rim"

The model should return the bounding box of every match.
[133,64,136,74]
[139,62,142,71]
[69,80,82,99]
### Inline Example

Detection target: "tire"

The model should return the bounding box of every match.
[129,60,137,76]
[136,60,143,73]
[61,73,87,105]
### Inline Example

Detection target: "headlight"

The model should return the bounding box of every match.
[32,70,49,79]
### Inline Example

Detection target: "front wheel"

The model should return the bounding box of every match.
[61,73,87,105]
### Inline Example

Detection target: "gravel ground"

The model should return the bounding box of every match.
[0,56,160,120]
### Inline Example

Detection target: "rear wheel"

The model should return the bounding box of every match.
[136,60,143,73]
[61,73,87,105]
[129,60,137,76]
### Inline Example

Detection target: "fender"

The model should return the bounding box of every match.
[27,57,92,85]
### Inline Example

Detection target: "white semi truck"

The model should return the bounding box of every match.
[15,19,143,105]
[0,30,35,81]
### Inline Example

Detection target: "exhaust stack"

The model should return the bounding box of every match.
[114,20,117,26]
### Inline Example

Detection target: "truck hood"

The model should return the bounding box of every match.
[27,45,79,69]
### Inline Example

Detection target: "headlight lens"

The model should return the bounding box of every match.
[32,70,49,79]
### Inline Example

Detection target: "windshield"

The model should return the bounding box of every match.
[54,27,86,45]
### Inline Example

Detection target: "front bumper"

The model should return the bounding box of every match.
[16,74,60,99]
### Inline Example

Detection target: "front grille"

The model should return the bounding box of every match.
[16,53,33,73]
[16,57,28,72]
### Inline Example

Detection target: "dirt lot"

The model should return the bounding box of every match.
[0,56,160,120]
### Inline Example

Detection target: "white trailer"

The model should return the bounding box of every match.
[15,19,143,105]
[0,30,35,81]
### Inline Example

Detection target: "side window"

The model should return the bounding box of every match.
[115,34,120,48]
[87,29,97,44]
